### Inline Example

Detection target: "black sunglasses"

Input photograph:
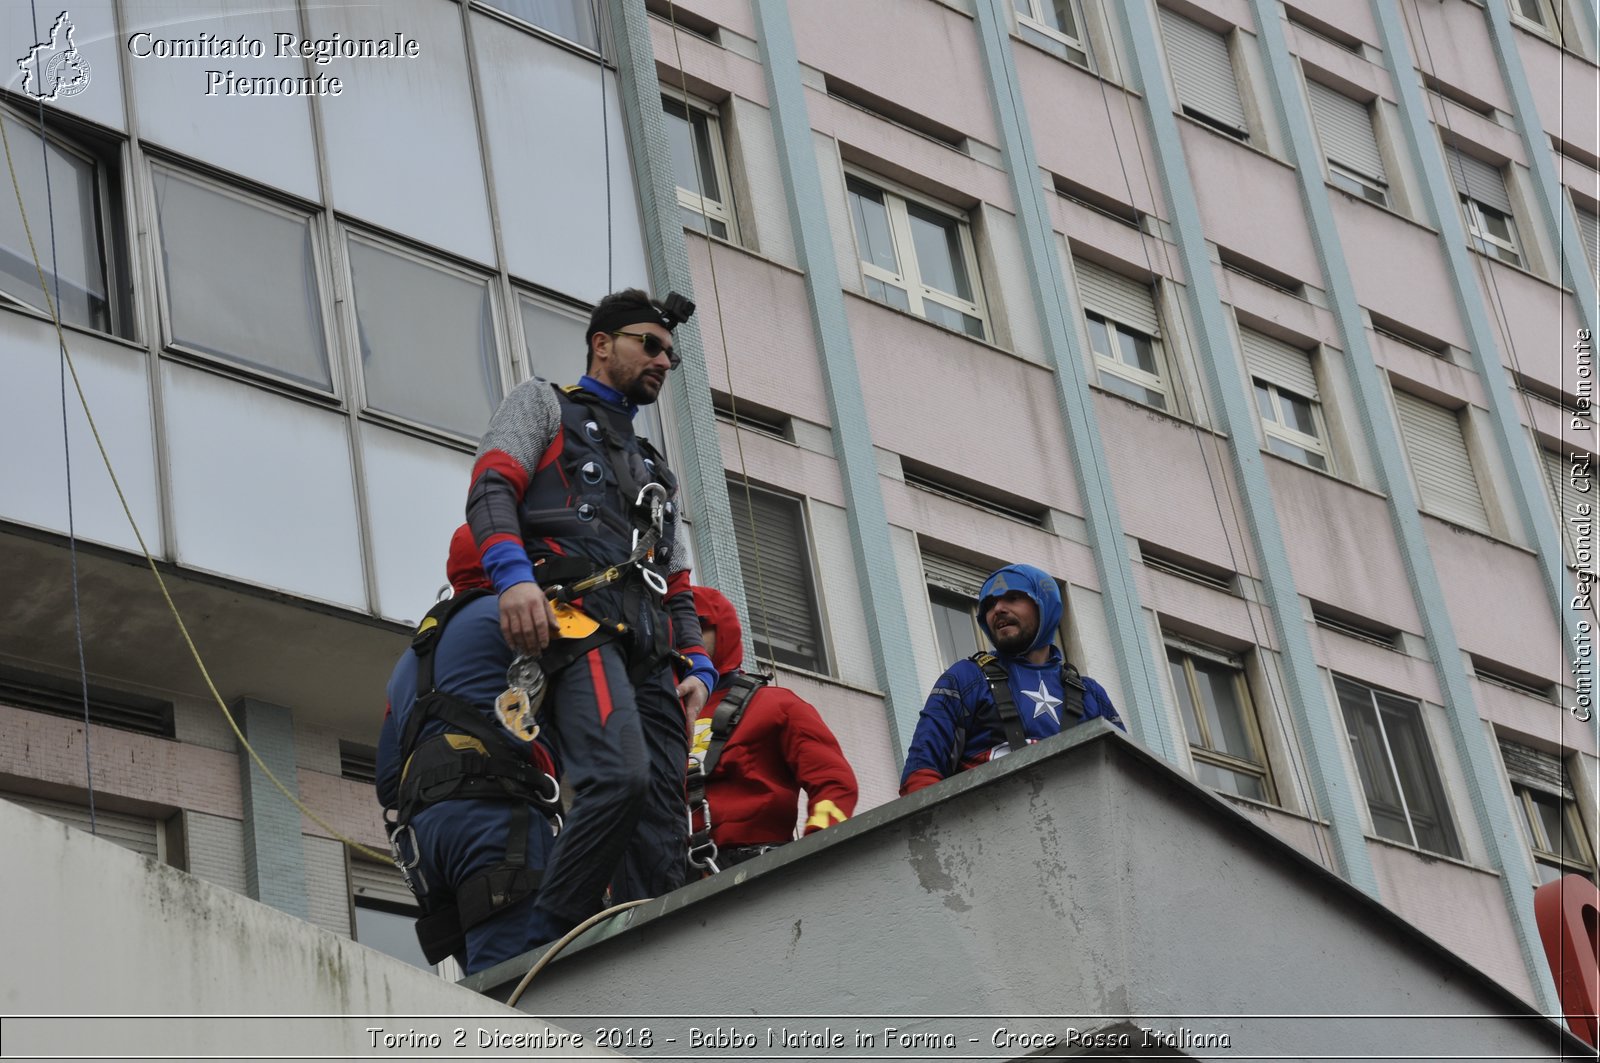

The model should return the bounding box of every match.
[610,330,681,369]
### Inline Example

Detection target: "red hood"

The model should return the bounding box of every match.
[447,523,493,594]
[692,585,743,677]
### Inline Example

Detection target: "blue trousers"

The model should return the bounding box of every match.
[530,640,689,933]
[412,798,556,974]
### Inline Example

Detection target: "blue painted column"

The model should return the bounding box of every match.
[748,0,926,757]
[1369,0,1589,673]
[234,698,308,919]
[970,0,1175,761]
[607,0,745,616]
[1114,4,1380,897]
[1250,0,1558,1013]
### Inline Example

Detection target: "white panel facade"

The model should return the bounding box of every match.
[0,317,160,553]
[473,13,647,302]
[0,1,125,131]
[124,1,320,200]
[161,361,366,609]
[359,422,475,625]
[309,0,493,264]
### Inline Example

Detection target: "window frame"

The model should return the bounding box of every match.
[1159,6,1252,142]
[725,479,831,675]
[472,0,602,56]
[661,90,739,243]
[1166,640,1277,804]
[0,105,131,339]
[1336,675,1462,858]
[1086,309,1170,410]
[1328,160,1390,206]
[148,161,337,397]
[1392,388,1491,533]
[1014,0,1090,64]
[1461,196,1524,267]
[1254,377,1330,471]
[339,227,508,445]
[844,170,989,341]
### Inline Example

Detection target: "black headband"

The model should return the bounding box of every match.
[585,291,696,341]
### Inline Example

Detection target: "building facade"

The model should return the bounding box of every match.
[0,0,1595,1017]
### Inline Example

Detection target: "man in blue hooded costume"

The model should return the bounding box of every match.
[900,563,1124,795]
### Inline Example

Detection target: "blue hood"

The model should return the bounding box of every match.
[976,563,1062,655]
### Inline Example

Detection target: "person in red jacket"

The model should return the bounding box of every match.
[687,586,858,871]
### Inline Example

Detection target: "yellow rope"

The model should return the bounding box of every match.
[0,110,389,864]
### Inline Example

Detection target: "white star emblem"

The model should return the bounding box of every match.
[1021,680,1061,726]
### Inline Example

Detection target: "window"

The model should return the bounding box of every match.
[5,791,165,861]
[1510,0,1570,46]
[726,481,828,673]
[662,94,737,241]
[518,291,587,383]
[1501,740,1595,884]
[1392,389,1491,532]
[346,235,501,440]
[153,166,331,391]
[349,857,461,979]
[1575,200,1599,279]
[1015,0,1088,65]
[1444,146,1523,267]
[1241,328,1329,471]
[846,175,987,339]
[1168,642,1274,802]
[476,0,599,52]
[0,110,129,337]
[923,553,991,665]
[1159,8,1250,141]
[1335,676,1461,857]
[1306,80,1389,206]
[0,664,174,737]
[1075,257,1170,410]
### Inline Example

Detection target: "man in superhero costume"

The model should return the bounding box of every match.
[377,524,561,974]
[900,563,1123,795]
[466,288,717,942]
[686,586,857,872]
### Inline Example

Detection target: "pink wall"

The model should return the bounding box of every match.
[1180,123,1322,285]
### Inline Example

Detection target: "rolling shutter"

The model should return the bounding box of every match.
[1241,328,1318,398]
[1160,8,1248,134]
[922,553,989,599]
[1307,81,1385,181]
[1444,145,1512,213]
[350,856,416,909]
[1542,447,1590,558]
[1075,257,1159,335]
[1575,202,1599,276]
[727,483,825,670]
[1499,740,1573,799]
[5,792,160,859]
[1393,390,1490,531]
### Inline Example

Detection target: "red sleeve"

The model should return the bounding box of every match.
[900,768,944,796]
[775,691,859,834]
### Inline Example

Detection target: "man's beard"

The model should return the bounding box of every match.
[622,367,665,405]
[991,620,1037,656]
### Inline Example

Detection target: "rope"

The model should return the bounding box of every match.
[504,897,650,1007]
[0,107,389,865]
[1082,13,1335,873]
[663,3,782,670]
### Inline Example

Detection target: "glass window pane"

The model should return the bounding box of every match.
[1266,435,1328,470]
[1087,314,1114,360]
[905,202,972,300]
[1280,390,1319,436]
[931,590,981,665]
[1117,327,1158,375]
[1530,791,1565,851]
[848,180,900,274]
[154,169,330,390]
[479,0,598,50]
[690,110,722,202]
[349,240,500,438]
[1098,368,1166,409]
[0,117,108,333]
[353,903,431,970]
[1196,759,1265,801]
[1255,381,1277,423]
[1194,659,1253,760]
[662,98,702,198]
[1168,652,1204,741]
[1046,0,1080,36]
[519,296,587,383]
[865,276,911,311]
